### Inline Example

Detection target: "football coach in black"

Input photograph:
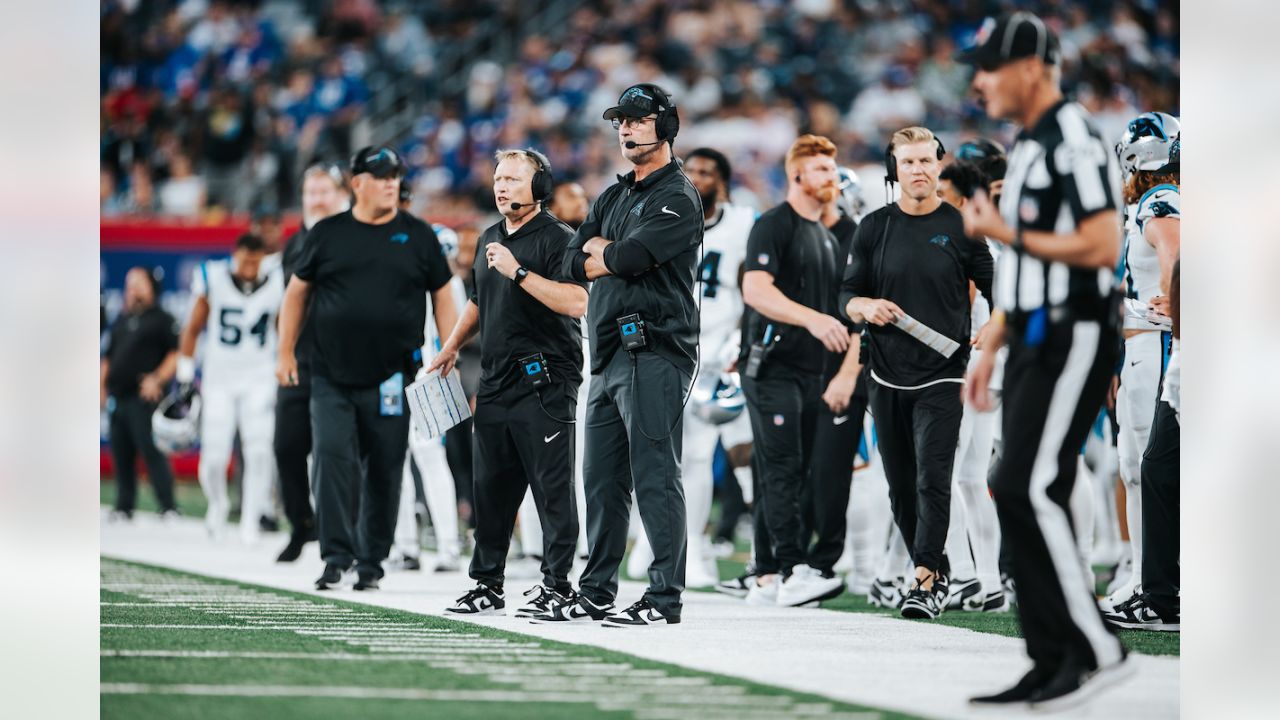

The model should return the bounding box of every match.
[542,83,701,627]
[276,146,457,592]
[428,148,588,618]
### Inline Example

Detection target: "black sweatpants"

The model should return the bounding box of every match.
[714,460,748,543]
[470,383,579,593]
[310,374,409,579]
[274,361,315,537]
[743,367,822,577]
[868,379,962,574]
[109,395,176,513]
[580,350,688,617]
[993,321,1124,673]
[1141,399,1179,617]
[800,387,868,576]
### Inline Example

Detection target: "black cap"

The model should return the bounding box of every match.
[957,12,1061,71]
[350,145,406,179]
[1158,134,1180,175]
[602,83,672,121]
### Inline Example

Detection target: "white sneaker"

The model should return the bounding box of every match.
[1105,556,1134,598]
[1100,584,1142,613]
[744,574,780,606]
[686,566,719,590]
[777,565,845,607]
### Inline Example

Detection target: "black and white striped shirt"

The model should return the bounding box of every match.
[996,100,1121,326]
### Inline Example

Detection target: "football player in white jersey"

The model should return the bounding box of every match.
[177,233,284,543]
[1104,112,1180,609]
[626,147,755,588]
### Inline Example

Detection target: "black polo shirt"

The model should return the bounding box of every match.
[564,159,702,375]
[470,210,585,401]
[294,209,452,387]
[739,201,840,376]
[280,226,316,363]
[838,202,993,388]
[104,305,179,397]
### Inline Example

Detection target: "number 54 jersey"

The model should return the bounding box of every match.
[192,258,285,387]
[698,203,756,354]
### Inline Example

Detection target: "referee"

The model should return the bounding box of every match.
[840,126,993,621]
[429,148,587,617]
[273,161,348,562]
[276,146,457,591]
[958,12,1131,708]
[546,83,701,627]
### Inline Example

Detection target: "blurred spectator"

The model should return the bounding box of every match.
[158,152,206,218]
[846,64,926,142]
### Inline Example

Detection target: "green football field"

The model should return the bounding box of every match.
[101,558,905,719]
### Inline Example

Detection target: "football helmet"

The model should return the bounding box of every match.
[432,223,460,262]
[836,166,865,221]
[1116,112,1181,178]
[690,371,745,425]
[152,386,201,455]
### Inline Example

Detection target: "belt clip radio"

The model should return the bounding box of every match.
[744,324,777,379]
[518,352,551,388]
[617,313,648,352]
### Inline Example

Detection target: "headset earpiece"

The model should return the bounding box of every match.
[884,142,898,184]
[526,150,554,204]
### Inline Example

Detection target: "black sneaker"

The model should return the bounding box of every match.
[603,598,681,627]
[446,584,505,615]
[900,586,940,619]
[275,529,316,563]
[945,577,981,609]
[259,515,280,533]
[1030,653,1135,712]
[386,553,421,572]
[1102,593,1179,631]
[715,572,755,598]
[353,572,380,591]
[515,585,572,618]
[315,564,353,590]
[529,594,615,624]
[970,665,1054,707]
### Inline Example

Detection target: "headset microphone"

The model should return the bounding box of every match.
[624,140,664,149]
[508,201,526,210]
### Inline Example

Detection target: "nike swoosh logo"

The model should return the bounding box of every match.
[1130,360,1141,367]
[544,431,562,443]
[833,415,849,425]
[661,205,680,217]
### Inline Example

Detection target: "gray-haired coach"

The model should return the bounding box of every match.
[538,83,702,627]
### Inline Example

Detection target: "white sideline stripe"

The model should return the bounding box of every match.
[102,650,630,672]
[102,624,460,633]
[100,683,594,703]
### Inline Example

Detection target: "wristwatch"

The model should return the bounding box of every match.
[514,266,530,285]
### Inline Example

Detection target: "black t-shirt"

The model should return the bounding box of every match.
[739,201,839,375]
[564,160,702,375]
[838,202,993,387]
[823,211,863,383]
[104,305,179,397]
[295,209,452,387]
[470,210,585,401]
[281,226,316,363]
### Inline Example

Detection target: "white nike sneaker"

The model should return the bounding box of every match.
[777,565,845,607]
[744,575,780,606]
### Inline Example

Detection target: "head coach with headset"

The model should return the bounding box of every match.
[542,82,701,627]
[839,126,994,621]
[276,145,458,592]
[426,148,588,618]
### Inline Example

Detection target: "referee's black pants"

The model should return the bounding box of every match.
[580,351,687,618]
[743,366,821,577]
[993,321,1124,673]
[470,383,579,594]
[800,385,867,576]
[109,395,177,514]
[274,361,315,538]
[310,374,408,579]
[1141,398,1179,618]
[868,379,962,575]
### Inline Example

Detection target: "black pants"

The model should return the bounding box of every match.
[109,395,176,513]
[310,374,409,579]
[580,351,688,617]
[714,459,748,543]
[1141,399,1179,617]
[445,418,475,525]
[470,383,579,593]
[869,379,962,574]
[993,321,1124,673]
[743,367,821,577]
[801,389,868,576]
[274,362,315,537]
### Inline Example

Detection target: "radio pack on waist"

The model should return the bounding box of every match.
[617,313,648,352]
[518,352,552,388]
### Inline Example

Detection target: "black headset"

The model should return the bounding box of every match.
[525,148,554,204]
[883,136,947,183]
[634,83,680,142]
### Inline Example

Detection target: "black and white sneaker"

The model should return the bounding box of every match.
[970,665,1053,707]
[1102,593,1179,631]
[315,564,354,590]
[715,572,755,598]
[353,572,380,591]
[528,594,615,624]
[900,586,941,620]
[963,588,1009,613]
[930,573,950,610]
[514,585,572,618]
[867,576,905,609]
[945,577,981,609]
[603,598,680,627]
[446,584,505,616]
[1030,652,1136,712]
